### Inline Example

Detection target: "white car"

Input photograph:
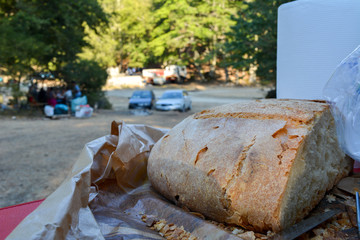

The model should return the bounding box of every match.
[155,90,192,112]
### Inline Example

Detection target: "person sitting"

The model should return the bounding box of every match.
[64,86,73,105]
[38,87,47,103]
[56,88,65,104]
[46,87,57,107]
[27,85,38,104]
[72,81,82,99]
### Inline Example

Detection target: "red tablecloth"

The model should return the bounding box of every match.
[0,199,44,240]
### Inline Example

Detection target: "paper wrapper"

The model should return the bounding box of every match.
[7,121,242,240]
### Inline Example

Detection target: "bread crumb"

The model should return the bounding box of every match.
[237,231,256,240]
[254,233,267,239]
[300,207,352,239]
[189,211,205,219]
[142,192,354,239]
[141,214,159,227]
[154,219,166,231]
[266,231,275,237]
[312,228,325,236]
[232,228,244,235]
[144,217,197,240]
[326,194,336,203]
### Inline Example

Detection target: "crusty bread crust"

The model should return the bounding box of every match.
[147,99,352,232]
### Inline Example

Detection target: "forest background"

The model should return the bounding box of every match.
[0,0,293,107]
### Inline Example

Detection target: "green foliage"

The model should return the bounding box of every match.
[79,0,289,84]
[62,60,109,107]
[87,91,112,109]
[225,0,293,83]
[1,0,294,89]
[150,0,240,78]
[9,82,25,106]
[82,0,242,81]
[80,0,153,69]
[0,0,107,79]
[0,0,109,110]
[0,9,48,80]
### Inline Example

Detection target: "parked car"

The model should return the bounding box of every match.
[128,90,155,109]
[155,89,192,112]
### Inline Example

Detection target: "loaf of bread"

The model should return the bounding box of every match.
[147,99,352,232]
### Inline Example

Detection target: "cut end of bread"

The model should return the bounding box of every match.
[279,110,350,230]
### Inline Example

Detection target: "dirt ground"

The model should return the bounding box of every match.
[0,84,267,208]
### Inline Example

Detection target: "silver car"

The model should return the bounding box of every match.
[155,90,192,112]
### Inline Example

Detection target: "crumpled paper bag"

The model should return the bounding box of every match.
[7,121,241,240]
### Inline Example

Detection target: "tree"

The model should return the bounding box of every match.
[150,0,240,81]
[193,0,239,79]
[62,60,109,107]
[79,0,153,71]
[0,4,49,82]
[225,0,293,84]
[0,0,107,81]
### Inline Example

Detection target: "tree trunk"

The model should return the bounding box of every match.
[209,54,216,80]
[194,50,206,82]
[119,59,124,73]
[11,73,23,108]
[235,69,239,85]
[195,64,206,82]
[224,67,230,83]
[209,32,218,80]
[249,64,257,85]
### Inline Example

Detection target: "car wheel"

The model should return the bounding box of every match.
[179,105,186,112]
[187,103,192,111]
[180,76,186,84]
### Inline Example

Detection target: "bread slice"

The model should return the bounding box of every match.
[147,99,352,232]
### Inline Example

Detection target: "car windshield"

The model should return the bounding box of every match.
[161,92,182,99]
[132,91,151,99]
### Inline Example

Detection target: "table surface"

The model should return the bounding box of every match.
[0,199,44,240]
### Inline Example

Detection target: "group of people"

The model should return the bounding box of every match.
[28,81,82,108]
[126,67,142,75]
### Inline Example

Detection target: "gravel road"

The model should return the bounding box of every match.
[0,85,266,208]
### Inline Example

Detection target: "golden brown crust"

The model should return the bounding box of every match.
[148,99,350,232]
[194,99,328,124]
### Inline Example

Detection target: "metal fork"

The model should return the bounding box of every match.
[356,191,360,238]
